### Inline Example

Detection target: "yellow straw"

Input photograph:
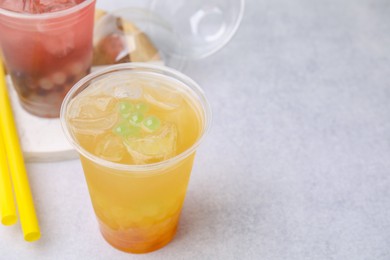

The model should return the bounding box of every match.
[0,125,17,226]
[0,61,40,241]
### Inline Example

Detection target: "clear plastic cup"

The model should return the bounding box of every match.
[148,0,246,59]
[0,0,96,118]
[93,0,245,70]
[60,63,211,253]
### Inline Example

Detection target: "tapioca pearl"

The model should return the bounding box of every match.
[51,72,67,85]
[68,62,84,76]
[54,85,64,93]
[36,88,49,97]
[64,73,75,84]
[39,78,54,90]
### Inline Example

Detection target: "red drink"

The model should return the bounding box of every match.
[0,0,96,117]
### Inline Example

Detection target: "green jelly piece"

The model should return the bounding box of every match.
[112,122,140,137]
[112,122,130,136]
[118,101,134,118]
[128,125,141,136]
[129,112,144,124]
[143,116,161,132]
[135,102,148,113]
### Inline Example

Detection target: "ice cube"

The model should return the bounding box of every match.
[113,78,143,99]
[0,0,25,12]
[93,96,116,112]
[68,95,118,135]
[0,0,80,14]
[38,77,54,90]
[51,72,67,85]
[114,84,142,99]
[69,115,118,136]
[70,95,116,118]
[144,84,184,110]
[68,62,84,76]
[124,123,177,164]
[37,0,80,13]
[41,30,75,57]
[95,134,126,162]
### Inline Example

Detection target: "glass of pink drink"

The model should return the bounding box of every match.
[0,0,96,118]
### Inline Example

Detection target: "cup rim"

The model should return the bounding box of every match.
[0,0,95,19]
[60,63,212,172]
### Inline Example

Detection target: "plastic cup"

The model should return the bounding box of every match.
[0,0,96,118]
[60,63,211,253]
[93,0,245,71]
[147,0,246,59]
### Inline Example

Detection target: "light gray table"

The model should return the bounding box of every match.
[1,0,390,259]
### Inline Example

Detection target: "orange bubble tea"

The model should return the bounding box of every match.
[61,64,211,253]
